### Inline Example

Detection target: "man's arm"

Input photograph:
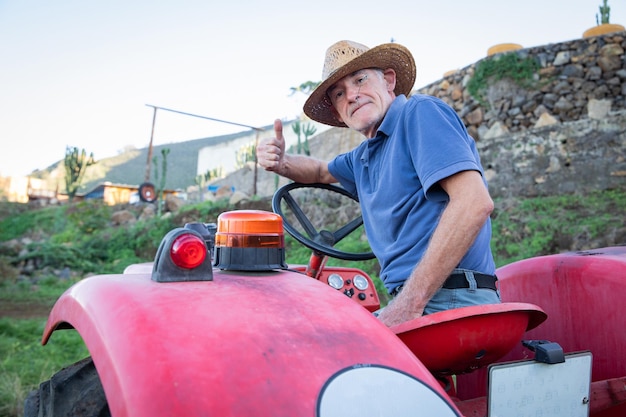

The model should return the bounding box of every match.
[257,119,337,184]
[376,170,494,327]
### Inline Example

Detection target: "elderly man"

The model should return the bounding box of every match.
[257,40,500,327]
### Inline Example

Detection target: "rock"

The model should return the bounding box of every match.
[534,112,559,128]
[587,99,612,119]
[542,94,558,109]
[561,64,584,78]
[466,107,484,125]
[553,51,571,66]
[554,97,574,114]
[111,210,136,225]
[215,186,234,199]
[450,86,463,101]
[139,204,155,221]
[229,191,249,205]
[587,66,602,80]
[483,121,509,139]
[164,195,185,212]
[599,43,624,57]
[598,55,622,72]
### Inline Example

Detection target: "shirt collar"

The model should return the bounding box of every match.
[376,94,408,138]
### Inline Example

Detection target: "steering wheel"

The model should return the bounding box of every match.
[272,182,375,261]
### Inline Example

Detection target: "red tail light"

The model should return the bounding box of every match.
[170,233,207,269]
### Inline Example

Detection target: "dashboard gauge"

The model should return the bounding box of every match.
[353,274,369,291]
[328,273,344,290]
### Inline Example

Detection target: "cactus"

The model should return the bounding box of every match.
[152,148,170,215]
[596,0,611,25]
[235,142,256,169]
[301,123,317,156]
[64,146,95,202]
[195,167,223,201]
[291,120,317,156]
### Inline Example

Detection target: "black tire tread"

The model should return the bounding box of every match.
[23,356,110,417]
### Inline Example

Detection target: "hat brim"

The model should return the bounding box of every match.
[303,43,416,127]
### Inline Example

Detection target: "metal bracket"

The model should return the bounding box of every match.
[522,339,565,364]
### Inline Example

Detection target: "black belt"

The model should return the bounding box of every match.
[390,272,498,297]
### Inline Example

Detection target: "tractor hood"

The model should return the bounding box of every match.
[42,269,461,417]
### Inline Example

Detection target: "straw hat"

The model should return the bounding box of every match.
[303,40,416,127]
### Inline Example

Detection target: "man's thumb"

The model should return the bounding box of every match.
[274,119,284,141]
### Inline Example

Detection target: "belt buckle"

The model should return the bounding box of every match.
[391,285,403,297]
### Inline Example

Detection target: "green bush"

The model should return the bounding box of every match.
[467,52,540,107]
[0,206,69,242]
[491,189,626,266]
[64,200,112,235]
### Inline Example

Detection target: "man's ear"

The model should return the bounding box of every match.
[383,68,397,93]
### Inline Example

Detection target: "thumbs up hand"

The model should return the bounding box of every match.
[257,119,286,173]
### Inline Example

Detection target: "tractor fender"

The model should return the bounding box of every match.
[42,269,461,417]
[455,246,626,416]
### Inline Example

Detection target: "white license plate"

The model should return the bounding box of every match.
[487,351,592,417]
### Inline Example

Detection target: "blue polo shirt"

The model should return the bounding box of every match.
[328,94,495,292]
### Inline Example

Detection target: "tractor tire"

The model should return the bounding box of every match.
[23,356,110,417]
[138,182,157,203]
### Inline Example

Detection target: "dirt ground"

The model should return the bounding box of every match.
[0,300,54,320]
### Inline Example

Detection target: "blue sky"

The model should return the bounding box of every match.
[1,0,624,177]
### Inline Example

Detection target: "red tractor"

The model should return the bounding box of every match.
[25,183,626,416]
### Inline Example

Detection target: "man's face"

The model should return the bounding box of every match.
[327,68,397,137]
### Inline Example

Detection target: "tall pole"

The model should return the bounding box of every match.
[145,106,158,183]
[253,130,260,196]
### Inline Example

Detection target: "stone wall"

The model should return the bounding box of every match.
[218,111,626,200]
[478,110,626,198]
[417,31,626,141]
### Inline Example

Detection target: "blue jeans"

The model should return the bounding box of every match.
[376,268,501,317]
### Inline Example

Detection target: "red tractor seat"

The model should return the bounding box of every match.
[391,302,547,376]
